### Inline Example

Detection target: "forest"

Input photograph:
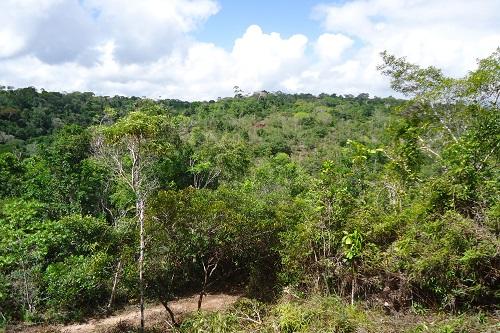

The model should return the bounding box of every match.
[0,50,498,332]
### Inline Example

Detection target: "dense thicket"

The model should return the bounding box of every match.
[0,50,498,328]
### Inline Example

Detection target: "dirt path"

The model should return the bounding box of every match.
[17,293,240,333]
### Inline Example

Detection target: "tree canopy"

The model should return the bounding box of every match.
[0,49,498,332]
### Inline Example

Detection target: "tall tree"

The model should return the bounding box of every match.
[93,105,173,332]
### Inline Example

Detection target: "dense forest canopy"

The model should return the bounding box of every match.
[0,49,498,332]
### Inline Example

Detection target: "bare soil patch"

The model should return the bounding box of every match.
[9,293,240,333]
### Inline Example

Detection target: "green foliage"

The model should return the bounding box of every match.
[378,51,446,96]
[0,152,23,197]
[341,230,363,262]
[0,206,115,320]
[177,296,497,333]
[274,302,313,332]
[146,187,264,303]
[184,296,368,333]
[44,252,113,320]
[180,311,238,333]
[101,109,167,143]
[1,49,499,328]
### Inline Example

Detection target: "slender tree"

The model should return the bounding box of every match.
[93,106,172,332]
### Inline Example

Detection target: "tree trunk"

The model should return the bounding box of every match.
[107,260,122,311]
[197,288,205,311]
[20,257,34,314]
[160,300,178,327]
[17,236,34,314]
[198,259,217,311]
[198,264,208,311]
[138,197,145,333]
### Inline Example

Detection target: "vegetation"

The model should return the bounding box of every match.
[176,297,498,333]
[0,49,498,332]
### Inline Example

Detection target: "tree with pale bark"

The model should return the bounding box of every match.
[93,105,173,332]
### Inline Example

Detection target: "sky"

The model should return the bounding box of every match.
[0,0,498,101]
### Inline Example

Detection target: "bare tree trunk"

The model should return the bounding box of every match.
[198,262,208,311]
[17,236,34,314]
[107,260,122,310]
[160,300,178,327]
[197,282,206,311]
[198,260,218,311]
[20,257,34,314]
[138,197,145,333]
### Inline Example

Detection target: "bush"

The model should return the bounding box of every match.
[180,311,238,333]
[44,252,113,320]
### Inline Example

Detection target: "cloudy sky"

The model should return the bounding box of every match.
[0,0,498,100]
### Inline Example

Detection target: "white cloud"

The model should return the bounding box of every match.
[315,33,354,62]
[231,25,308,91]
[274,0,500,97]
[0,0,498,100]
[0,24,309,100]
[81,0,220,63]
[0,28,25,58]
[0,0,98,62]
[0,0,219,64]
[309,0,500,94]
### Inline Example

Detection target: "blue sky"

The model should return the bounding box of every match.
[0,0,498,100]
[195,0,322,49]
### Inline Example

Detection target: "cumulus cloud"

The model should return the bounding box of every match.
[81,0,220,63]
[314,33,354,62]
[306,0,500,95]
[0,0,219,64]
[271,0,500,97]
[231,25,308,91]
[0,0,498,100]
[0,23,309,100]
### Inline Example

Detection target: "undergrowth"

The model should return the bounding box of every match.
[176,296,499,333]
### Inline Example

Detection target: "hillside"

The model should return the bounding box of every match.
[0,50,498,332]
